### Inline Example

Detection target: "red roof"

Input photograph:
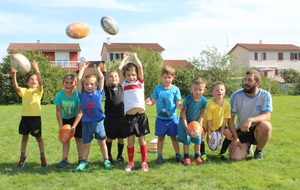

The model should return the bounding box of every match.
[229,43,300,53]
[103,43,165,51]
[163,60,189,67]
[7,43,81,52]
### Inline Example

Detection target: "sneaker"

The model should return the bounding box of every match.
[109,157,115,165]
[184,158,191,166]
[218,153,230,161]
[200,154,210,162]
[75,162,88,171]
[176,155,184,164]
[41,157,48,167]
[141,162,149,172]
[254,151,263,160]
[156,157,163,164]
[117,156,126,164]
[56,159,69,168]
[125,162,134,172]
[104,160,112,169]
[194,157,203,164]
[18,156,27,168]
[247,144,254,154]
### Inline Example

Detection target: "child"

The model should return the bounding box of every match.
[177,77,207,166]
[145,65,184,164]
[100,61,126,165]
[11,60,47,167]
[118,52,150,172]
[75,61,111,171]
[54,74,83,167]
[202,81,232,161]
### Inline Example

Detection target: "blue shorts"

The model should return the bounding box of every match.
[82,120,107,144]
[155,117,179,137]
[177,119,201,145]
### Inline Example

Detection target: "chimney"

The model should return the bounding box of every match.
[107,37,110,45]
[37,40,40,43]
[259,40,262,44]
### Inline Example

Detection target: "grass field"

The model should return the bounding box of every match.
[0,95,300,190]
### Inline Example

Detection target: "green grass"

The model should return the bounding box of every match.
[0,95,300,189]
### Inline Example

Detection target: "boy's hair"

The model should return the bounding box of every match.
[122,63,138,76]
[192,77,206,86]
[246,70,261,82]
[26,73,37,82]
[63,73,77,83]
[211,81,225,92]
[82,73,98,84]
[161,65,175,77]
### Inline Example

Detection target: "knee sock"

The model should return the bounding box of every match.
[106,141,112,157]
[220,138,232,154]
[184,152,189,159]
[194,151,200,159]
[200,141,206,155]
[140,145,148,163]
[127,146,134,163]
[117,143,124,158]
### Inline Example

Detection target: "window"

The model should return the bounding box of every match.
[278,53,283,60]
[115,53,120,60]
[110,53,114,60]
[255,52,266,60]
[290,53,300,60]
[275,69,283,75]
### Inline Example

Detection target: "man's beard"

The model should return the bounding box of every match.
[243,84,256,94]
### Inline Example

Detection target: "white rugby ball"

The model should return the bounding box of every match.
[208,130,222,151]
[100,16,119,35]
[10,53,31,73]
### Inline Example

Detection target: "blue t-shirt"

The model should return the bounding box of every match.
[54,89,80,119]
[151,85,181,120]
[181,94,207,123]
[79,87,105,122]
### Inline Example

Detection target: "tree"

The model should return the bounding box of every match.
[281,69,300,94]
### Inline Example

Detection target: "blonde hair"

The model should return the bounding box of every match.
[161,65,175,77]
[82,73,97,84]
[211,81,225,92]
[192,77,206,86]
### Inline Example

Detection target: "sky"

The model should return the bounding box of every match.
[1,0,300,61]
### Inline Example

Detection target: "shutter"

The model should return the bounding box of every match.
[255,52,258,60]
[263,52,266,60]
[290,53,293,60]
[275,69,278,75]
[264,71,267,76]
[298,53,300,60]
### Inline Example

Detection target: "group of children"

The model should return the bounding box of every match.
[11,52,233,171]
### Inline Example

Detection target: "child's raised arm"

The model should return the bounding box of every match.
[77,61,89,93]
[118,52,129,83]
[96,64,104,91]
[131,52,144,81]
[31,60,43,92]
[11,67,20,93]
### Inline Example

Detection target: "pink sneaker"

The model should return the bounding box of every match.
[125,162,134,172]
[184,158,190,166]
[141,162,149,172]
[194,157,203,164]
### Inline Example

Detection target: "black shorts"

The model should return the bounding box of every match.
[122,112,150,137]
[104,116,125,139]
[236,126,257,145]
[63,117,82,138]
[19,116,42,137]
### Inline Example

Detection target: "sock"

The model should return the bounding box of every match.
[82,159,88,163]
[127,146,134,163]
[184,152,189,159]
[78,157,82,160]
[63,157,69,161]
[40,152,45,158]
[21,152,26,158]
[106,141,112,158]
[255,148,262,154]
[176,153,182,158]
[200,141,206,155]
[104,157,109,161]
[220,138,232,154]
[140,145,148,163]
[158,154,163,159]
[195,151,200,159]
[117,143,124,158]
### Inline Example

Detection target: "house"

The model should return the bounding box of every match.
[7,41,81,71]
[228,42,300,82]
[163,60,189,67]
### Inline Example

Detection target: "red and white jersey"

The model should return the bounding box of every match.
[122,78,145,112]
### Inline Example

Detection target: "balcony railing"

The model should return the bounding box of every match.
[50,61,80,68]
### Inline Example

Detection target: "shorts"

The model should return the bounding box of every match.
[236,126,257,145]
[82,120,107,144]
[63,117,82,138]
[155,117,179,137]
[104,116,125,139]
[19,116,42,138]
[122,112,150,138]
[177,119,201,145]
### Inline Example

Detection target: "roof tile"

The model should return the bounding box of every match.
[7,43,81,51]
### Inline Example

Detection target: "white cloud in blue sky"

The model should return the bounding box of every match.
[1,0,300,61]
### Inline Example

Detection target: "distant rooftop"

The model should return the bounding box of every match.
[7,43,81,52]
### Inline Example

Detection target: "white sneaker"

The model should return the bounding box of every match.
[247,144,254,154]
[125,162,134,172]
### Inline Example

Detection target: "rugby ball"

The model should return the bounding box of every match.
[208,130,222,151]
[10,53,31,73]
[187,121,202,138]
[59,124,73,143]
[100,16,119,35]
[66,21,90,39]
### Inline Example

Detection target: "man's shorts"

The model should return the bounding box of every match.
[122,112,150,138]
[155,117,179,137]
[19,116,42,138]
[82,120,107,144]
[104,116,125,139]
[236,126,257,145]
[177,120,201,145]
[63,117,82,138]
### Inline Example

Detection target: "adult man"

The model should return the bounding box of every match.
[229,70,272,160]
